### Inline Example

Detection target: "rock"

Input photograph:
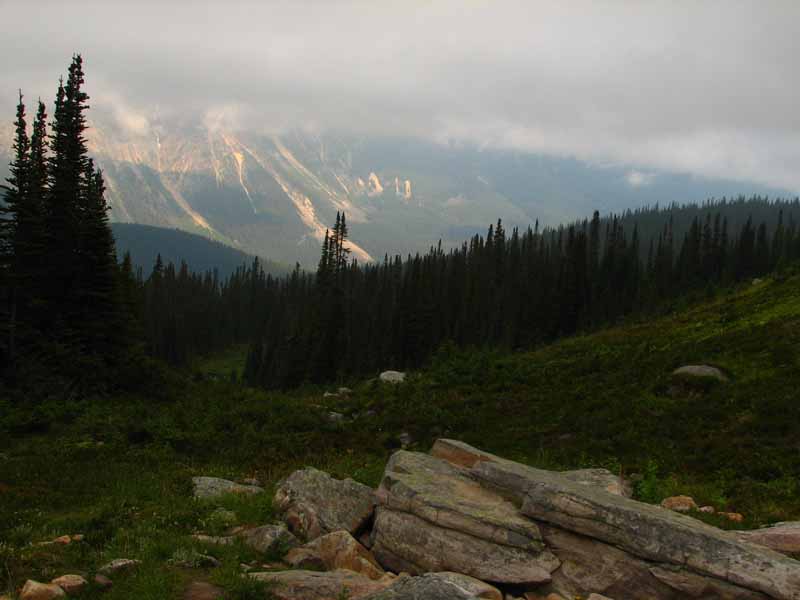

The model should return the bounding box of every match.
[250,569,393,600]
[192,533,236,546]
[587,595,615,600]
[397,432,412,449]
[93,574,113,589]
[431,439,631,497]
[192,476,264,500]
[241,477,261,487]
[464,447,800,600]
[721,511,745,523]
[98,558,141,575]
[19,581,65,600]
[363,572,502,600]
[672,364,729,382]
[169,548,222,568]
[379,371,405,384]
[326,411,345,424]
[51,574,87,594]
[285,530,385,580]
[660,495,698,512]
[338,387,353,395]
[323,391,339,398]
[649,565,769,599]
[699,505,716,514]
[52,535,72,545]
[540,524,680,599]
[371,450,559,585]
[274,467,376,540]
[183,581,224,600]
[239,524,299,554]
[737,522,800,555]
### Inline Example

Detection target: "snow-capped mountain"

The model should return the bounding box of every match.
[0,114,791,267]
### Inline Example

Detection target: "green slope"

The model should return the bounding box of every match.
[2,268,800,595]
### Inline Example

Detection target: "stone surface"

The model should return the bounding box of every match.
[721,512,745,523]
[93,574,113,589]
[587,595,615,600]
[192,476,264,500]
[50,574,87,594]
[660,495,698,512]
[250,569,392,600]
[362,572,501,600]
[371,450,558,585]
[672,364,729,382]
[19,581,65,600]
[466,453,800,599]
[239,524,299,554]
[274,467,376,540]
[699,505,716,514]
[183,581,224,600]
[737,522,800,556]
[649,566,768,599]
[285,530,385,580]
[379,371,406,384]
[98,558,141,575]
[431,439,630,497]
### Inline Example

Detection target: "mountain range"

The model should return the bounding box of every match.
[0,113,792,266]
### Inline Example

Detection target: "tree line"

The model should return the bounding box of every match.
[243,199,800,388]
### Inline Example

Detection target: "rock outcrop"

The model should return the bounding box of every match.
[737,522,800,556]
[250,569,393,600]
[371,450,559,584]
[192,476,264,500]
[274,467,376,540]
[19,581,65,600]
[259,439,800,600]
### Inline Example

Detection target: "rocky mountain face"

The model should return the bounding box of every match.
[0,115,789,267]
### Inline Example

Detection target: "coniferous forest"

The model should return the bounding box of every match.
[3,57,800,394]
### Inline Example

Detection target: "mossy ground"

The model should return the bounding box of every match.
[2,270,800,596]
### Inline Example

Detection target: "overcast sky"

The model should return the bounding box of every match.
[2,0,800,191]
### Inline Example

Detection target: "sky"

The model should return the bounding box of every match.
[2,0,800,192]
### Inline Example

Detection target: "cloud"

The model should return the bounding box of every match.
[625,171,655,188]
[1,1,799,192]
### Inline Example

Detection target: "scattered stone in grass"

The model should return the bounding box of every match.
[699,505,716,514]
[338,387,353,395]
[379,370,406,384]
[169,548,222,568]
[192,476,264,500]
[326,411,346,424]
[323,391,339,398]
[19,580,65,600]
[660,495,698,512]
[98,558,141,575]
[720,512,744,523]
[241,477,261,487]
[51,574,88,594]
[672,365,729,382]
[192,533,236,546]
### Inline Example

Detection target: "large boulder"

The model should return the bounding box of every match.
[250,569,393,600]
[285,530,385,580]
[459,442,800,600]
[192,476,264,500]
[363,572,502,600]
[737,522,800,556]
[274,468,376,540]
[371,450,559,585]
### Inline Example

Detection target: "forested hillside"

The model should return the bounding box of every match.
[111,223,286,279]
